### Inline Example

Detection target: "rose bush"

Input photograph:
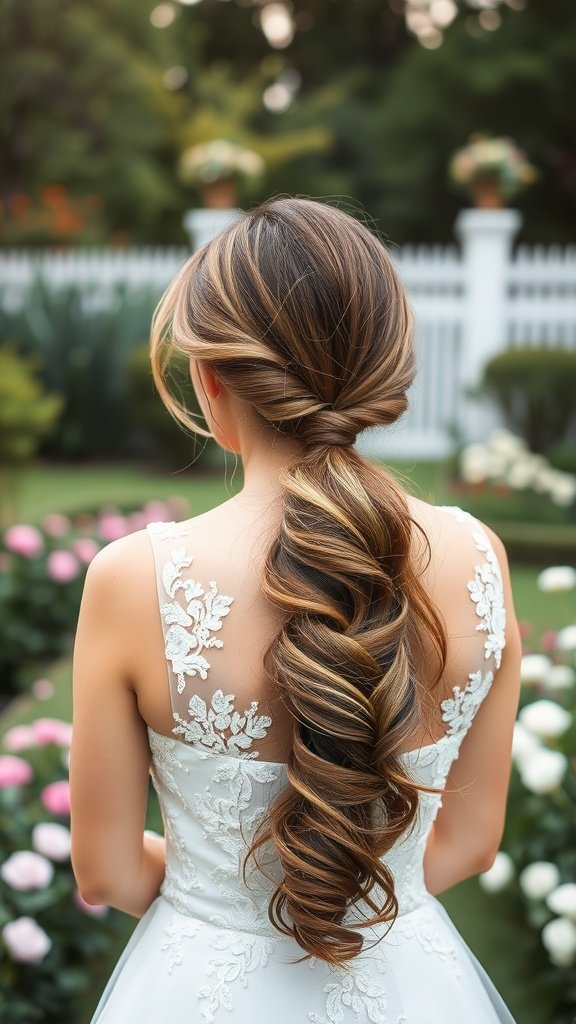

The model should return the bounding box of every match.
[0,712,124,1024]
[0,497,187,703]
[478,567,576,1022]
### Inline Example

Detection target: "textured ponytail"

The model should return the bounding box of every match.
[150,196,447,966]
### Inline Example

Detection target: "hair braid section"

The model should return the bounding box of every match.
[246,444,446,966]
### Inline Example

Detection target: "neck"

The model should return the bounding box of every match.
[234,429,306,505]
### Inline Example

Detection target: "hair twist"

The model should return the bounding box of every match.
[150,196,447,966]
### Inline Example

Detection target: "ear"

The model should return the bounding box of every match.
[192,358,221,400]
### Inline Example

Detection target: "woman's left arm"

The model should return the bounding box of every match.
[70,534,166,919]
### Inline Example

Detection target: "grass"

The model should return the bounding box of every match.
[2,456,574,1023]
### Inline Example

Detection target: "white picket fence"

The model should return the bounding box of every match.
[1,209,575,460]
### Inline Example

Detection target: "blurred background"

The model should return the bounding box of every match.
[0,1,575,1021]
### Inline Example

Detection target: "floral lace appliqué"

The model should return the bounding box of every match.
[199,932,274,1023]
[308,957,388,1024]
[440,506,506,669]
[147,520,188,541]
[173,689,273,759]
[160,546,234,693]
[440,669,495,739]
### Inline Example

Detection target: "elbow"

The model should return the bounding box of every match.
[77,883,110,908]
[71,854,111,908]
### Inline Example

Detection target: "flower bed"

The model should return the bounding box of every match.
[0,715,124,1024]
[0,497,189,703]
[479,568,576,1022]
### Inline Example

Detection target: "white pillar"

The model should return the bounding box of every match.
[455,208,522,439]
[183,208,243,252]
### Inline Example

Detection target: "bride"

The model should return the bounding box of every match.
[70,195,522,1022]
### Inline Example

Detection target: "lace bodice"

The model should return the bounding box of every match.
[144,505,505,953]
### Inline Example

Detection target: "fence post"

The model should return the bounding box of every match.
[455,208,522,440]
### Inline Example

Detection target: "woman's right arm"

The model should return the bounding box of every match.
[423,528,522,896]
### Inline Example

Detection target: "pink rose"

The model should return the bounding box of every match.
[143,500,172,522]
[73,887,109,918]
[71,537,100,564]
[126,511,147,531]
[0,754,33,787]
[168,496,190,519]
[31,718,73,747]
[2,916,52,964]
[46,549,80,583]
[2,725,38,752]
[32,678,55,701]
[32,822,71,861]
[1,851,54,891]
[42,513,71,537]
[3,524,43,557]
[41,780,71,816]
[98,514,129,541]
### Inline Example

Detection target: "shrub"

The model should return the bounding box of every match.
[0,346,63,526]
[126,343,218,468]
[0,279,159,459]
[478,347,576,455]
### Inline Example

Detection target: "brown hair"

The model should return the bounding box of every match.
[150,196,446,966]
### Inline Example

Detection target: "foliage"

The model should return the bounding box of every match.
[0,345,63,465]
[0,187,109,247]
[0,498,184,700]
[0,344,64,530]
[0,0,184,245]
[478,578,576,1023]
[2,0,575,243]
[0,280,159,459]
[0,715,124,1024]
[126,343,217,469]
[477,349,576,454]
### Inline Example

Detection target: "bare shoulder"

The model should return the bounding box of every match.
[81,528,156,613]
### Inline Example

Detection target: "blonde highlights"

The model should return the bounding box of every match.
[150,197,447,965]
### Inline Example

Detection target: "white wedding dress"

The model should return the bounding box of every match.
[90,505,517,1023]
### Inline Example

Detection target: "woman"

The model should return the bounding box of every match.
[70,196,522,1023]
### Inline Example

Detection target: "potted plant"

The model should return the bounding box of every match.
[178,139,265,209]
[449,133,537,209]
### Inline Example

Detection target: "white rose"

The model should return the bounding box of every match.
[556,626,576,652]
[541,916,576,967]
[478,851,514,893]
[519,861,560,901]
[460,444,489,484]
[537,566,576,592]
[507,461,536,489]
[511,721,541,769]
[2,916,52,964]
[520,654,552,685]
[546,884,576,922]
[549,478,576,507]
[32,822,71,862]
[519,699,572,739]
[519,748,568,794]
[542,665,575,692]
[533,468,559,493]
[487,429,525,456]
[0,850,54,891]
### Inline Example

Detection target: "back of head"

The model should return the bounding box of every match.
[150,196,446,965]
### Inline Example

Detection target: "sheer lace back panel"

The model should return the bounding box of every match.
[142,506,506,935]
[144,506,505,768]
